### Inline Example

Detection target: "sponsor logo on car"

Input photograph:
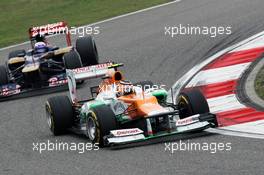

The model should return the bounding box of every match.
[111,128,143,137]
[72,63,112,74]
[49,79,68,87]
[0,89,20,96]
[176,115,199,126]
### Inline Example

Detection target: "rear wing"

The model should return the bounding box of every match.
[66,62,123,103]
[28,21,71,48]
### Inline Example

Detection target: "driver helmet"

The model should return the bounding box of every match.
[35,34,46,42]
[116,80,134,96]
[34,42,48,54]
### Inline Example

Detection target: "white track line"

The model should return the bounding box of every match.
[0,0,181,51]
[208,119,264,139]
[222,120,264,134]
[169,30,264,139]
[207,127,264,139]
[207,94,246,113]
[186,62,251,87]
[168,30,264,103]
[231,34,264,52]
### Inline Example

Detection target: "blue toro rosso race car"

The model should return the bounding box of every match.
[0,21,98,101]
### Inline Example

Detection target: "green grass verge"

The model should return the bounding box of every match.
[0,0,169,48]
[255,65,264,100]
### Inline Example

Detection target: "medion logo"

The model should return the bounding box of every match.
[176,117,195,126]
[112,128,143,137]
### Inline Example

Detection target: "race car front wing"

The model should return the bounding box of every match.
[104,113,217,146]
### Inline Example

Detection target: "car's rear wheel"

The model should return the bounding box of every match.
[8,49,26,59]
[45,96,74,135]
[177,89,209,119]
[0,65,9,85]
[63,50,83,69]
[86,105,117,147]
[76,36,99,66]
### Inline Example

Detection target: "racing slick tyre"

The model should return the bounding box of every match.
[8,49,26,59]
[134,80,154,90]
[177,89,209,119]
[0,65,8,85]
[86,105,117,147]
[63,50,83,69]
[76,36,99,66]
[45,96,74,135]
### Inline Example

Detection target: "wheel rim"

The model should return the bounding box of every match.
[87,117,96,140]
[93,41,99,63]
[45,103,53,129]
[47,113,52,129]
[178,95,191,118]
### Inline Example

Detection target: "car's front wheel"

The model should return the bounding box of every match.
[45,96,74,135]
[177,89,209,119]
[86,105,117,147]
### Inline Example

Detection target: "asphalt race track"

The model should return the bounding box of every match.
[1,0,264,174]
